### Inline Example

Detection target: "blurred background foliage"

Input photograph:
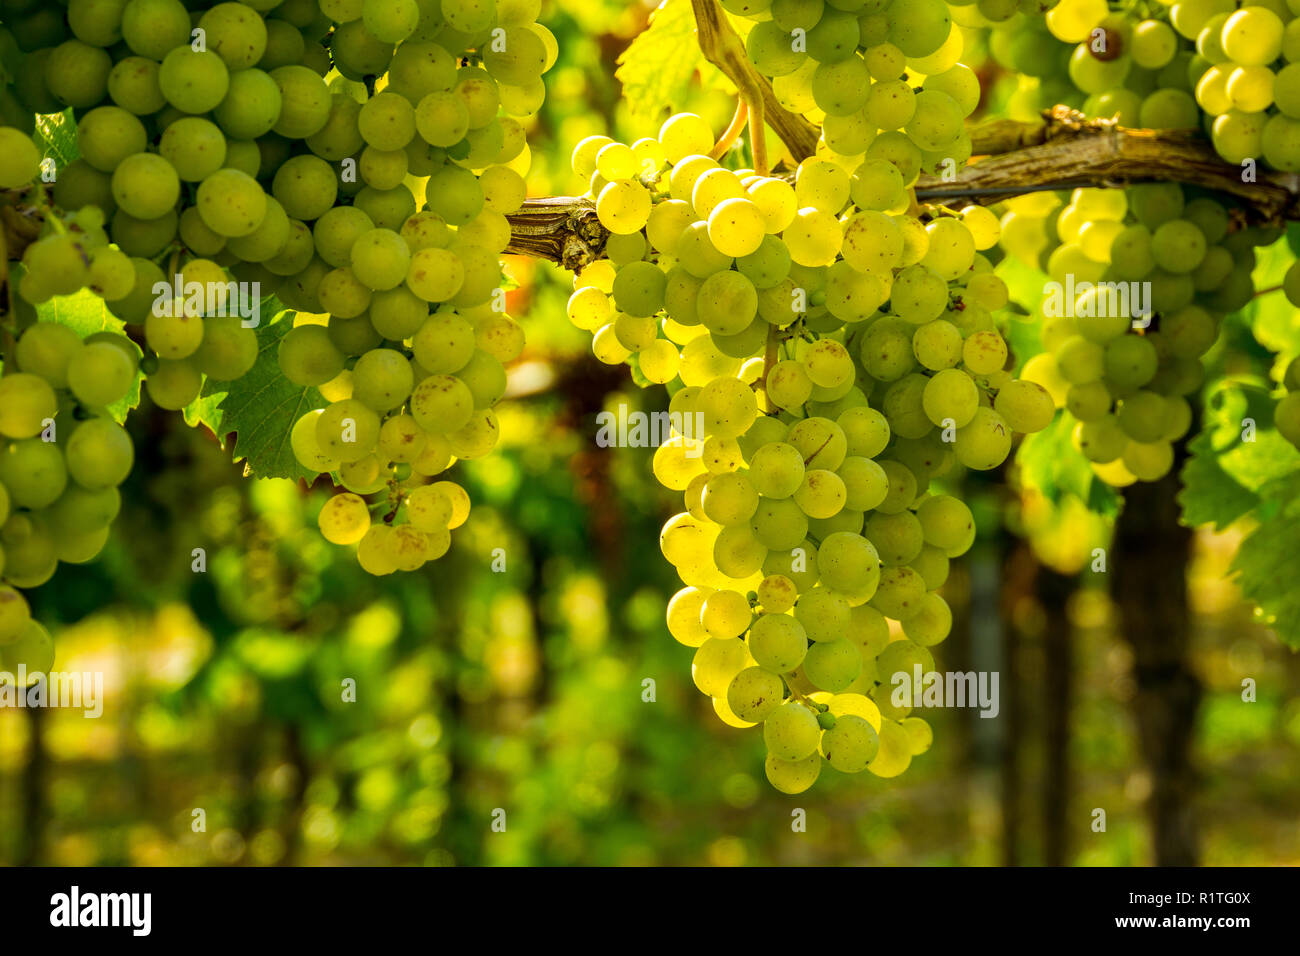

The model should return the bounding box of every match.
[2,0,1299,867]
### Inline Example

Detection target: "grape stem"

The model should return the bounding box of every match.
[1252,284,1283,299]
[759,323,780,413]
[688,0,818,165]
[710,99,749,161]
[916,106,1300,225]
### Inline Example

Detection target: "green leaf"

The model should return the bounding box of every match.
[995,254,1045,370]
[1015,412,1118,516]
[190,314,324,481]
[1177,428,1259,531]
[1230,473,1300,650]
[1198,376,1300,492]
[34,289,142,424]
[615,0,719,126]
[33,109,79,173]
[1244,238,1300,376]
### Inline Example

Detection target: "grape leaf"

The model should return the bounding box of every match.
[616,0,721,126]
[1230,473,1300,651]
[34,288,141,424]
[1198,376,1300,492]
[1242,238,1300,386]
[995,254,1045,369]
[1177,428,1260,531]
[33,109,79,173]
[1015,412,1118,517]
[188,312,325,482]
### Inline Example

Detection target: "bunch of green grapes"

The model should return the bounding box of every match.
[1002,183,1282,486]
[2,0,549,578]
[564,97,1054,791]
[733,0,983,177]
[980,9,1079,121]
[0,314,141,681]
[981,0,1290,486]
[1014,0,1300,173]
[1178,0,1300,171]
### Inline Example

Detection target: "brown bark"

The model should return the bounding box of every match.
[1112,474,1202,867]
[1039,564,1074,868]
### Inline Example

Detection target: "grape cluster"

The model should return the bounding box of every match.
[985,0,1289,486]
[563,75,1054,786]
[1180,1,1300,170]
[1003,183,1276,486]
[1,0,549,584]
[1028,0,1300,170]
[0,313,139,682]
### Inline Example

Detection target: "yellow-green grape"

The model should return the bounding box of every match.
[318,492,372,545]
[706,197,765,258]
[66,418,134,490]
[702,472,760,526]
[0,373,58,439]
[820,713,879,773]
[356,524,399,575]
[727,666,786,722]
[793,469,847,520]
[764,752,822,794]
[692,636,752,696]
[1275,392,1300,447]
[747,612,809,672]
[111,153,180,219]
[922,367,979,428]
[596,180,651,234]
[66,342,136,407]
[659,112,713,163]
[866,718,914,777]
[818,531,881,597]
[0,620,55,682]
[410,375,475,434]
[916,495,974,553]
[868,565,925,619]
[668,586,714,647]
[407,248,466,302]
[427,481,470,529]
[901,592,953,647]
[146,359,203,410]
[0,127,42,187]
[315,399,380,462]
[953,407,1012,470]
[763,701,821,760]
[803,639,861,692]
[696,375,758,439]
[899,716,934,755]
[0,585,33,645]
[756,574,798,613]
[994,379,1055,433]
[751,497,809,550]
[699,588,750,639]
[793,587,849,642]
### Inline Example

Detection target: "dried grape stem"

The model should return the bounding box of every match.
[503,196,606,272]
[917,107,1300,225]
